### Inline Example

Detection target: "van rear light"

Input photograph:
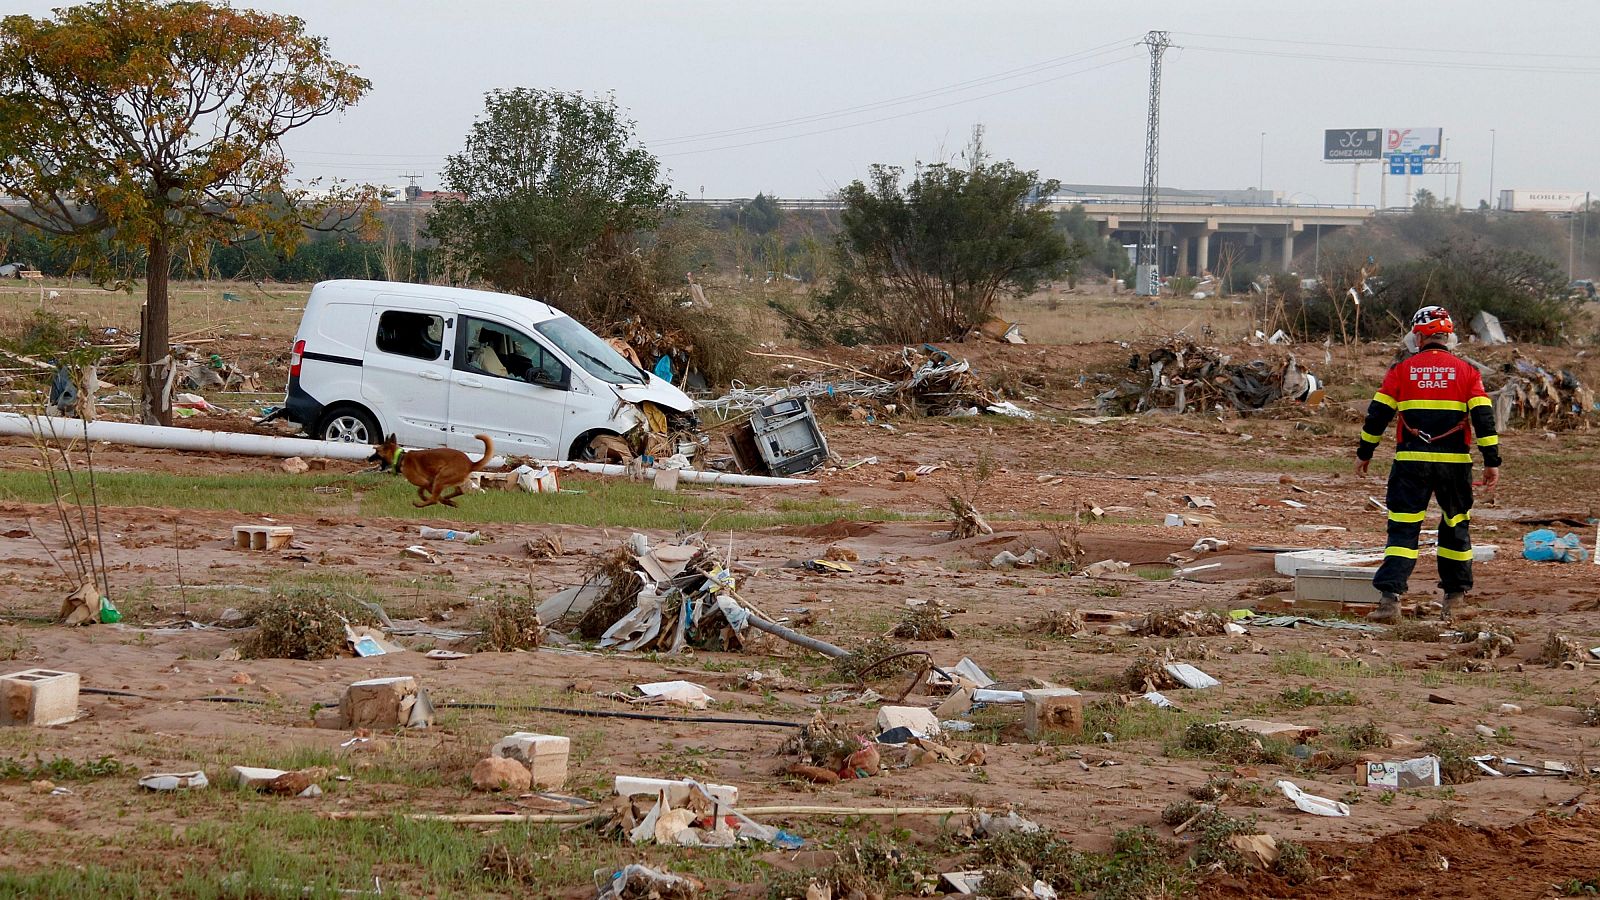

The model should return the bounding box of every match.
[289,339,305,377]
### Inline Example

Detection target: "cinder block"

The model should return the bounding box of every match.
[1,668,80,726]
[340,676,418,729]
[492,732,571,788]
[233,525,294,551]
[1022,687,1083,739]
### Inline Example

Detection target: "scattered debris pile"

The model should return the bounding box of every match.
[1483,354,1596,431]
[1092,341,1322,415]
[701,345,1030,419]
[539,534,843,658]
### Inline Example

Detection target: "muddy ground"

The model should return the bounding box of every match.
[2,320,1599,897]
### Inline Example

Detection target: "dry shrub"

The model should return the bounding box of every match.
[572,547,643,638]
[1033,608,1085,636]
[1135,609,1226,638]
[780,712,857,769]
[475,595,544,652]
[1422,733,1480,784]
[1124,654,1175,692]
[242,593,372,660]
[1537,629,1587,667]
[1339,721,1391,751]
[1175,723,1291,766]
[829,635,918,682]
[1388,621,1444,642]
[891,602,955,640]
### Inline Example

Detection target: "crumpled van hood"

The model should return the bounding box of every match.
[612,376,694,413]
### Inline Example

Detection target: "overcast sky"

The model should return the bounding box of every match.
[14,0,1600,206]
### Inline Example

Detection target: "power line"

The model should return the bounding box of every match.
[648,36,1141,147]
[1176,30,1600,62]
[1181,43,1600,75]
[656,53,1142,158]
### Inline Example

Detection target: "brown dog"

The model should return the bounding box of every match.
[370,433,494,508]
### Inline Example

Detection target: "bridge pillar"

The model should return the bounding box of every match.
[1176,234,1192,276]
[1281,231,1295,271]
[1196,228,1213,276]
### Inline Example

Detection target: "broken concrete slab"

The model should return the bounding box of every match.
[1274,548,1386,576]
[1,668,80,726]
[1164,663,1220,690]
[876,705,941,739]
[227,766,288,789]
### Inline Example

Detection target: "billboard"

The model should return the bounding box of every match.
[1384,127,1443,159]
[1324,128,1383,161]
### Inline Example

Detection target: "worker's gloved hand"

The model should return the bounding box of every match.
[1482,466,1500,491]
[1354,457,1370,477]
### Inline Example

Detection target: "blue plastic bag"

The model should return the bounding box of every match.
[1522,528,1590,563]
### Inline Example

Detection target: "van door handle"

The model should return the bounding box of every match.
[419,371,444,381]
[458,377,483,388]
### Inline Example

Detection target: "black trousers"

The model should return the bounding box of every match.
[1372,460,1475,596]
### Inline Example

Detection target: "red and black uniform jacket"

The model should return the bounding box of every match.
[1356,347,1502,467]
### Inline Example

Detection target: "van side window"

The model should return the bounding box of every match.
[460,318,569,389]
[375,310,445,361]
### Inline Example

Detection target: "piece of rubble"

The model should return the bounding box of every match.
[472,756,532,792]
[338,676,426,730]
[139,771,209,791]
[0,668,80,726]
[232,525,294,551]
[875,706,941,739]
[280,456,310,475]
[1164,663,1220,690]
[227,766,287,789]
[1213,719,1317,742]
[1023,688,1083,738]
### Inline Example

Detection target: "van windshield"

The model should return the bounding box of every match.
[534,316,647,385]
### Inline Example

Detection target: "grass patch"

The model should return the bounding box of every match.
[975,826,1193,899]
[0,469,904,531]
[1339,721,1391,751]
[1169,723,1292,766]
[767,832,926,899]
[1277,686,1360,709]
[0,755,129,781]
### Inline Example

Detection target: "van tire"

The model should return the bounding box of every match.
[569,430,620,462]
[316,404,381,445]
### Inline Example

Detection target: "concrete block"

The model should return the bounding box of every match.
[1294,566,1383,605]
[340,676,418,730]
[1022,687,1083,738]
[492,732,571,788]
[1,668,80,726]
[233,525,294,551]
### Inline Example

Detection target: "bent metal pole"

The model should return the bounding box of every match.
[0,412,816,487]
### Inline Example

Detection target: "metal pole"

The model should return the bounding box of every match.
[1380,166,1387,210]
[1258,132,1265,192]
[1314,224,1321,277]
[1489,129,1497,209]
[1352,163,1360,206]
[1456,163,1463,211]
[1584,191,1590,277]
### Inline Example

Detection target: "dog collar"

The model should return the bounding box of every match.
[391,447,405,467]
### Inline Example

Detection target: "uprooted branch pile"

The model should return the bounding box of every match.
[1092,341,1321,415]
[1482,354,1596,432]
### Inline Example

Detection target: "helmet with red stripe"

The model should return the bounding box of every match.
[1411,306,1455,339]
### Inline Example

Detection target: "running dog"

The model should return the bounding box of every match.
[369,433,494,508]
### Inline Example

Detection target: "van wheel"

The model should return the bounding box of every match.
[317,405,380,444]
[570,430,620,462]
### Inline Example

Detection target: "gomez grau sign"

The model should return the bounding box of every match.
[1324,128,1383,161]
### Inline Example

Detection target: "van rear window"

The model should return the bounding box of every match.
[375,311,445,361]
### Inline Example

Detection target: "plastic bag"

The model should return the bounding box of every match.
[1523,529,1590,563]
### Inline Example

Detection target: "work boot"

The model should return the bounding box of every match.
[1442,592,1467,620]
[1366,593,1401,625]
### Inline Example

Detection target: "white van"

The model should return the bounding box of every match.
[277,280,697,459]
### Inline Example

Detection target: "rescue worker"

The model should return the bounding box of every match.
[1355,306,1501,623]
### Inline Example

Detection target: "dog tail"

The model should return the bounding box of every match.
[470,434,495,472]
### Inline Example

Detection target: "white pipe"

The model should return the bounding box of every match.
[544,459,815,487]
[0,412,813,487]
[0,411,378,460]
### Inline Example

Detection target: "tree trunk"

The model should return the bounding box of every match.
[140,236,173,426]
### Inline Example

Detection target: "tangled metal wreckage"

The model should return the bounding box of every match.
[701,345,1030,419]
[1091,341,1325,415]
